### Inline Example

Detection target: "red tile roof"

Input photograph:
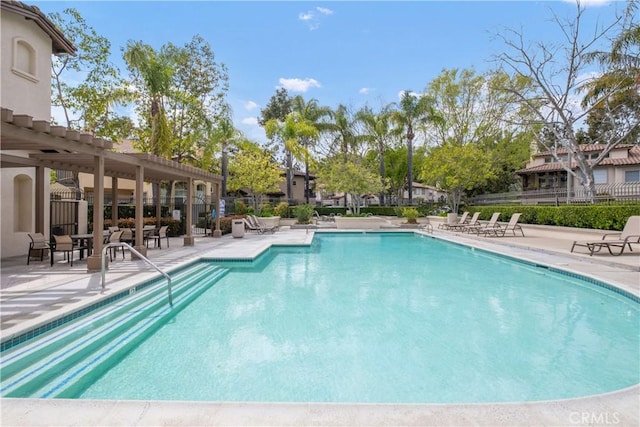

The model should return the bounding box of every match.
[1,0,76,55]
[519,146,640,174]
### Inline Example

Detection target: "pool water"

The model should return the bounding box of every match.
[78,233,639,403]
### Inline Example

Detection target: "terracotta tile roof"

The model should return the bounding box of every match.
[1,0,76,55]
[533,143,636,157]
[518,146,640,174]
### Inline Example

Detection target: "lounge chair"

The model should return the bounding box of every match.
[249,215,278,233]
[479,213,525,237]
[438,211,469,230]
[27,233,50,265]
[571,216,640,256]
[464,212,501,234]
[242,218,264,234]
[447,212,480,232]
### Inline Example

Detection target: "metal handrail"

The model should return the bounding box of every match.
[101,242,173,307]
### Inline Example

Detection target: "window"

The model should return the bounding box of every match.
[12,38,38,82]
[625,170,640,183]
[593,169,607,184]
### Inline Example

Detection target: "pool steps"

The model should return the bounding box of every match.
[0,263,229,398]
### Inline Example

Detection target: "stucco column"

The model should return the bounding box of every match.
[133,165,147,258]
[184,177,195,246]
[111,176,118,227]
[213,181,222,238]
[35,165,45,234]
[87,155,105,272]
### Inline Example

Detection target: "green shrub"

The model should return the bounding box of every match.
[466,204,640,230]
[259,203,274,217]
[274,202,290,218]
[234,199,247,215]
[293,204,315,224]
[401,207,419,224]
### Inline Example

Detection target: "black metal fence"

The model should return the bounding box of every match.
[469,182,640,206]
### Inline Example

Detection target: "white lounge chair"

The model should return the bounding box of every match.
[571,216,640,256]
[479,213,525,237]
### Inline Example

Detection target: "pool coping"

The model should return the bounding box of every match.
[1,229,639,426]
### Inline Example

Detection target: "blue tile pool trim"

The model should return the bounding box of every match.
[0,261,201,352]
[3,232,637,352]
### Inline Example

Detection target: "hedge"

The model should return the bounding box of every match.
[466,204,640,231]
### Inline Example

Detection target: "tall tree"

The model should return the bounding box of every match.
[259,88,293,199]
[49,8,133,191]
[582,0,639,144]
[356,105,396,205]
[291,96,332,203]
[123,40,174,158]
[496,1,639,201]
[227,140,283,213]
[319,159,384,215]
[164,35,229,164]
[391,91,440,205]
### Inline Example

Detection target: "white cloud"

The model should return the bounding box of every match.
[278,77,321,92]
[298,6,333,30]
[359,87,373,95]
[316,7,334,15]
[241,117,259,126]
[244,100,259,111]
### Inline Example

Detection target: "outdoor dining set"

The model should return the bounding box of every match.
[27,225,169,266]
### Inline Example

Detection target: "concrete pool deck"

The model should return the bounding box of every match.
[1,221,639,426]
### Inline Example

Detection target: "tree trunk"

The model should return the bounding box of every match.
[286,151,293,202]
[221,145,228,197]
[407,134,413,205]
[379,142,385,206]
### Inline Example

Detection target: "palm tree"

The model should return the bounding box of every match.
[391,91,439,205]
[124,41,175,203]
[356,106,394,205]
[291,96,332,203]
[324,104,360,207]
[123,41,174,157]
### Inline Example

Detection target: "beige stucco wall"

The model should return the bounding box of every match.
[1,8,55,259]
[1,11,53,121]
[1,167,51,259]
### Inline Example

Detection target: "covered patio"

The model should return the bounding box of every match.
[0,107,223,272]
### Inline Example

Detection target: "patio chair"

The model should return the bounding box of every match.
[446,212,480,232]
[479,213,525,237]
[147,225,169,249]
[120,228,134,246]
[27,233,50,265]
[50,234,76,266]
[464,212,501,234]
[107,230,124,261]
[571,216,640,256]
[438,211,469,230]
[249,215,278,233]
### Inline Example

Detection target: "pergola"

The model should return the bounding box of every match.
[1,108,223,272]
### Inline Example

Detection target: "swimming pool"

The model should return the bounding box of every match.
[2,233,638,403]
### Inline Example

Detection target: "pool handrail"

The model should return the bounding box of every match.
[101,242,173,307]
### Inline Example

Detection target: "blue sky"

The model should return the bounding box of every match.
[32,1,627,142]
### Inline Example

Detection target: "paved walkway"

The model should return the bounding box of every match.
[1,222,638,426]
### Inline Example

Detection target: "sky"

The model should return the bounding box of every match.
[31,0,630,143]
